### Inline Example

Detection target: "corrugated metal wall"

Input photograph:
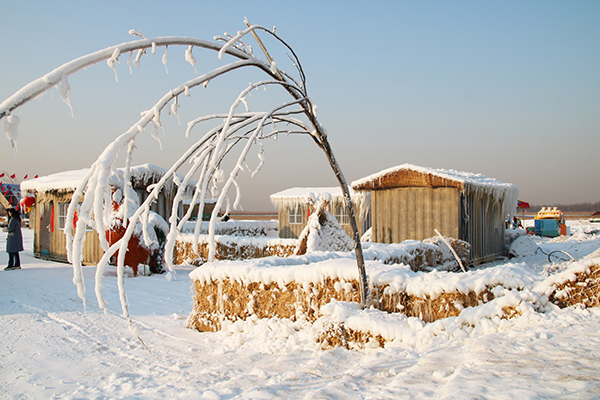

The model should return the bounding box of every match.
[372,187,460,244]
[461,191,505,264]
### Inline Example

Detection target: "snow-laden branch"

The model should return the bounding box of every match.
[5,23,369,328]
[0,36,261,122]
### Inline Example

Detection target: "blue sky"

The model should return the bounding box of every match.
[1,1,599,210]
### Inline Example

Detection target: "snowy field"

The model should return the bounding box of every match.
[1,222,600,399]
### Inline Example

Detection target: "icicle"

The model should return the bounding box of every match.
[170,96,179,116]
[203,80,209,89]
[152,107,162,127]
[184,85,190,97]
[133,49,143,68]
[162,46,168,74]
[185,45,197,73]
[151,42,156,55]
[4,114,20,148]
[107,47,121,82]
[59,74,74,117]
[127,51,133,74]
[149,122,163,150]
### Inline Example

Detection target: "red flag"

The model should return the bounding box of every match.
[23,174,28,179]
[10,174,15,179]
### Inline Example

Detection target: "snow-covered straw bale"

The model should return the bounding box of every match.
[174,234,297,265]
[186,245,537,332]
[180,220,278,237]
[534,257,600,308]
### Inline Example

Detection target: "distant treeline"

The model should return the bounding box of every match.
[529,201,600,213]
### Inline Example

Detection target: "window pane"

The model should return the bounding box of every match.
[289,206,302,224]
[58,203,69,230]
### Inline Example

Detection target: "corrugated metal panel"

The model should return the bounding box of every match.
[372,187,459,243]
[463,191,506,265]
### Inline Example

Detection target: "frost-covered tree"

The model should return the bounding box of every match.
[0,21,368,327]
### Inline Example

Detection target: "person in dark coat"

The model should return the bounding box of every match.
[5,208,23,270]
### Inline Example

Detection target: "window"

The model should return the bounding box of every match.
[289,205,303,224]
[58,202,92,231]
[58,203,70,230]
[334,205,349,225]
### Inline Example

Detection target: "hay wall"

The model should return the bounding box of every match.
[174,236,297,265]
[186,277,360,332]
[186,276,499,332]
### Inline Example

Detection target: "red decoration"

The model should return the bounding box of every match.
[10,174,15,179]
[35,175,39,179]
[20,196,35,210]
[0,173,4,177]
[106,221,152,277]
[23,174,28,179]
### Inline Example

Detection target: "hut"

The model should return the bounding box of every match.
[20,164,192,265]
[351,164,518,265]
[270,187,369,239]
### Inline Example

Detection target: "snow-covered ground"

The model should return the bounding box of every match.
[1,222,600,399]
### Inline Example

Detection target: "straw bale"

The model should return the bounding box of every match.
[173,239,296,266]
[547,265,600,309]
[375,286,495,322]
[186,277,360,332]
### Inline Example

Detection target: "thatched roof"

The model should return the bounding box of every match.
[352,163,515,193]
[351,163,519,215]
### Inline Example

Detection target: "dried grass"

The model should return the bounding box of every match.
[374,286,495,322]
[174,240,296,266]
[186,277,360,332]
[547,265,600,309]
[186,254,600,349]
[318,322,386,350]
[352,169,464,191]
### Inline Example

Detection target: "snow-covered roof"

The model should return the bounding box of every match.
[270,186,365,210]
[21,164,195,195]
[20,169,90,193]
[352,163,514,193]
[351,163,519,216]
